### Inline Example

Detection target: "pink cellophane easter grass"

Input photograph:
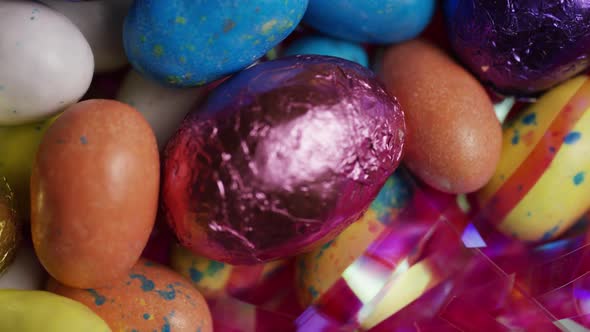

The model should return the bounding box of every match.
[195,166,590,331]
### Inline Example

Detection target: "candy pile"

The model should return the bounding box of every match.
[1,0,590,331]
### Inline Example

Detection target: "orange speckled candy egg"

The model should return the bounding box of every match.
[47,259,213,332]
[381,39,502,194]
[296,169,412,306]
[31,99,160,288]
[170,244,288,299]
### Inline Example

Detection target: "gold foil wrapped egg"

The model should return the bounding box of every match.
[0,176,20,275]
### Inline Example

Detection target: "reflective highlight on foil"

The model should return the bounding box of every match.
[163,55,406,264]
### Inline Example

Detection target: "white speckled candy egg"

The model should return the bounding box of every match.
[0,246,46,290]
[0,1,94,125]
[39,0,132,73]
[117,69,204,150]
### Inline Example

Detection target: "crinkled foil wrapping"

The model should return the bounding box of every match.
[0,176,19,276]
[162,55,406,264]
[447,0,590,95]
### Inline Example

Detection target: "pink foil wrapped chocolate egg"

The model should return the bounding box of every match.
[162,55,406,264]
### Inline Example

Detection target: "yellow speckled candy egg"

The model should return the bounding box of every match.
[477,75,590,241]
[170,243,287,299]
[47,259,213,332]
[0,116,57,219]
[295,170,412,307]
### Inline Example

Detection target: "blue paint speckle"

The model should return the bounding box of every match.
[130,274,155,291]
[540,225,560,241]
[87,289,106,306]
[308,285,319,299]
[157,285,176,300]
[511,130,520,145]
[526,211,532,217]
[162,316,171,332]
[549,146,556,153]
[206,261,225,276]
[315,240,334,259]
[189,267,203,282]
[143,313,151,320]
[80,136,88,145]
[564,131,582,145]
[573,172,586,186]
[522,113,537,125]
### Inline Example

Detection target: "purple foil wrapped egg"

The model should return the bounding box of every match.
[446,0,590,95]
[162,55,406,264]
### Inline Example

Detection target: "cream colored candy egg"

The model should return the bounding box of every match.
[0,1,93,125]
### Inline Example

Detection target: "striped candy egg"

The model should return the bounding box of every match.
[170,244,287,300]
[477,75,590,241]
[295,169,412,306]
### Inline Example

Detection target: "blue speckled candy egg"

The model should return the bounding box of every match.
[303,0,435,44]
[123,0,308,87]
[283,35,369,67]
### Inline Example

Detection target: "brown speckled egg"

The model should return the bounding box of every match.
[381,39,502,194]
[31,99,160,288]
[47,259,213,332]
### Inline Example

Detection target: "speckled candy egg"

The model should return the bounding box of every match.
[0,1,94,125]
[0,290,111,332]
[123,0,308,87]
[162,55,406,264]
[170,244,287,299]
[39,0,133,72]
[446,0,590,95]
[283,35,369,67]
[31,100,160,288]
[47,259,212,332]
[295,169,412,306]
[477,75,590,241]
[117,69,204,150]
[0,116,57,219]
[303,0,435,44]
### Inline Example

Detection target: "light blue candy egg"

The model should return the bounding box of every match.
[283,35,369,67]
[303,0,435,44]
[123,0,308,87]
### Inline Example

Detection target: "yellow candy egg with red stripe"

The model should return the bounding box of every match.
[477,75,590,241]
[170,244,287,299]
[295,170,412,307]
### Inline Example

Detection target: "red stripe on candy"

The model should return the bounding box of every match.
[481,79,590,225]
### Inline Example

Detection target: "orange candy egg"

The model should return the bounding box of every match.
[381,39,502,194]
[31,99,160,288]
[47,259,213,332]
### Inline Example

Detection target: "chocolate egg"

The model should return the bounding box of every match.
[47,259,213,332]
[123,0,308,87]
[0,177,19,276]
[163,55,406,264]
[170,244,287,299]
[381,39,502,194]
[446,0,590,95]
[296,169,412,306]
[303,0,435,44]
[31,99,160,288]
[477,75,590,242]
